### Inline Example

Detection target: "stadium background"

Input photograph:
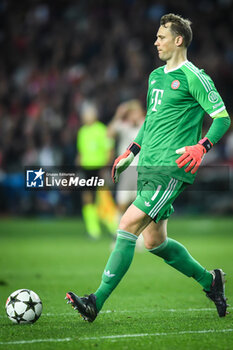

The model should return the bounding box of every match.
[0,0,233,217]
[1,2,233,349]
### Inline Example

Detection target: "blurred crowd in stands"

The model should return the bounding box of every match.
[0,0,233,216]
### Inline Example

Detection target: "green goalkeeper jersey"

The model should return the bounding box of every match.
[135,60,226,184]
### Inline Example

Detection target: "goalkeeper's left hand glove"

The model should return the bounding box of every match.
[175,137,213,174]
[111,142,141,183]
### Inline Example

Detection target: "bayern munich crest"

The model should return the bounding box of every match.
[171,80,180,89]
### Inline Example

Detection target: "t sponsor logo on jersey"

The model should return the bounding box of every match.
[171,80,180,89]
[208,91,219,103]
[151,89,164,111]
[26,168,45,188]
[144,201,151,207]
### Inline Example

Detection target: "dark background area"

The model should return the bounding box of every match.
[0,0,232,216]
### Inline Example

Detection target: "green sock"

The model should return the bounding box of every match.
[94,229,137,311]
[82,204,101,239]
[148,238,213,291]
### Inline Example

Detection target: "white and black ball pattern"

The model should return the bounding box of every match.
[5,289,42,324]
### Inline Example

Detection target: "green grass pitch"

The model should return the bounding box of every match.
[0,217,232,350]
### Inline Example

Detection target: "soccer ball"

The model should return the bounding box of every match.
[5,289,42,324]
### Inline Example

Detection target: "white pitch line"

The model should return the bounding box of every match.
[41,306,232,315]
[45,307,232,315]
[101,307,233,313]
[0,338,72,345]
[0,307,232,319]
[80,328,233,341]
[0,329,233,345]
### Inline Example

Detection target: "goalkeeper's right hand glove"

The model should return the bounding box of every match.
[111,142,141,183]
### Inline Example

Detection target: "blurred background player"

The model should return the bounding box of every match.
[76,102,117,239]
[108,100,145,213]
[108,100,145,248]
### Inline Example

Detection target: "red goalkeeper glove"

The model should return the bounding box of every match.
[112,142,141,183]
[175,137,213,174]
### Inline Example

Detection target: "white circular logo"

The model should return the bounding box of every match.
[208,91,219,103]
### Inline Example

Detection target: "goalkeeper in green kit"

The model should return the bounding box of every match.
[66,13,231,321]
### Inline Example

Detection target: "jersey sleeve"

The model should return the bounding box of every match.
[133,120,146,146]
[205,116,231,144]
[185,66,226,118]
[133,73,152,146]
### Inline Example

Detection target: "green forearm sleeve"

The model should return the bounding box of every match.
[205,116,231,145]
[134,120,146,146]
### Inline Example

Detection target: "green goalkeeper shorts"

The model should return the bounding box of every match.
[133,173,187,222]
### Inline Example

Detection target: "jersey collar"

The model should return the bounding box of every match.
[164,60,188,74]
